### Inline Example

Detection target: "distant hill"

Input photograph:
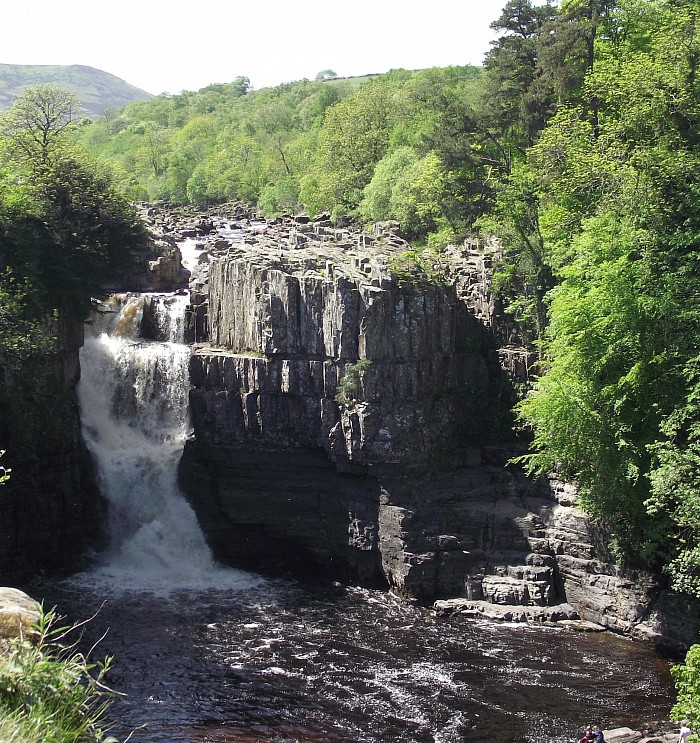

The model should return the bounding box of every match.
[0,64,153,118]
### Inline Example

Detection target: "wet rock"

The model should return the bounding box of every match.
[433,598,579,623]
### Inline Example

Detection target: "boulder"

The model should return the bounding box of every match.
[0,587,40,641]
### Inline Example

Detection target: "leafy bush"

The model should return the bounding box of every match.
[388,249,449,290]
[0,450,9,486]
[336,359,372,406]
[671,644,700,738]
[0,606,118,743]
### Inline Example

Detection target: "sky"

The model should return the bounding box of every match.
[4,0,507,95]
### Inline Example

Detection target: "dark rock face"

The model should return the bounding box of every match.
[175,211,699,650]
[0,316,103,581]
[179,444,383,584]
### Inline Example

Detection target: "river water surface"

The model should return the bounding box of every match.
[27,232,676,743]
[32,574,674,743]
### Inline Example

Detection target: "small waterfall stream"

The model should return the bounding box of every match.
[74,237,260,593]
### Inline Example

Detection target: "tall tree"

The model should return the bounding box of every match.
[517,0,700,576]
[483,0,558,147]
[0,87,147,319]
[0,84,79,166]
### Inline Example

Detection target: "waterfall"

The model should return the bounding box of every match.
[76,285,259,593]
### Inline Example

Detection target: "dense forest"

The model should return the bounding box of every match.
[3,0,700,729]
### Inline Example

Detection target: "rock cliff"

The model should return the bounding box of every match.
[174,207,700,651]
[0,315,103,581]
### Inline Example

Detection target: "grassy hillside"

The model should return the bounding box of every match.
[0,63,152,117]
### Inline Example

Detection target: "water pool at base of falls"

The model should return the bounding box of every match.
[30,575,673,743]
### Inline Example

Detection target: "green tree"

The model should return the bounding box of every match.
[0,89,147,319]
[360,147,419,224]
[671,644,700,734]
[0,84,79,166]
[483,0,557,146]
[478,161,551,340]
[29,151,146,315]
[515,0,700,576]
[302,78,400,214]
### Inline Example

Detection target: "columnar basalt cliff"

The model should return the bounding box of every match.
[175,208,700,651]
[179,217,509,585]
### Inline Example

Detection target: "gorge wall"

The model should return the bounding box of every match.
[0,222,187,583]
[170,207,700,653]
[0,315,102,581]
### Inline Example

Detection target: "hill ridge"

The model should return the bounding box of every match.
[0,63,153,117]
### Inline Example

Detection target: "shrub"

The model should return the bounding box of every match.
[671,644,700,737]
[388,249,449,290]
[336,359,372,406]
[0,605,118,743]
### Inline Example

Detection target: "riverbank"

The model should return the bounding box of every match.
[0,588,115,743]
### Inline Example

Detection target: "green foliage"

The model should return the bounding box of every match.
[0,89,148,320]
[304,78,400,214]
[483,0,558,146]
[427,225,457,250]
[0,450,9,486]
[0,606,117,743]
[361,147,419,223]
[478,161,551,339]
[515,214,671,557]
[76,67,486,240]
[388,249,450,290]
[336,359,372,406]
[30,152,146,315]
[512,0,700,577]
[361,149,448,237]
[0,84,79,166]
[671,645,700,734]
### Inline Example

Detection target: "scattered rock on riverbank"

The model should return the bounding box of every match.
[0,587,39,643]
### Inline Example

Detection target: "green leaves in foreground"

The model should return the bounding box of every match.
[672,644,700,737]
[0,606,118,743]
[0,450,9,487]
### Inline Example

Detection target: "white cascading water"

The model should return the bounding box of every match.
[75,240,261,593]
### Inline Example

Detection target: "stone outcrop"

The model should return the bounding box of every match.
[603,727,678,743]
[172,209,700,651]
[0,587,39,642]
[109,204,190,292]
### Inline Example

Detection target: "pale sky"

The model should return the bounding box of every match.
[4,0,507,95]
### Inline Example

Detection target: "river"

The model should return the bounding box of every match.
[26,233,676,743]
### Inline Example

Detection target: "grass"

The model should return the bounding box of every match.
[0,605,119,743]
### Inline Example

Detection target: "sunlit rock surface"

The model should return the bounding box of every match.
[0,587,39,641]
